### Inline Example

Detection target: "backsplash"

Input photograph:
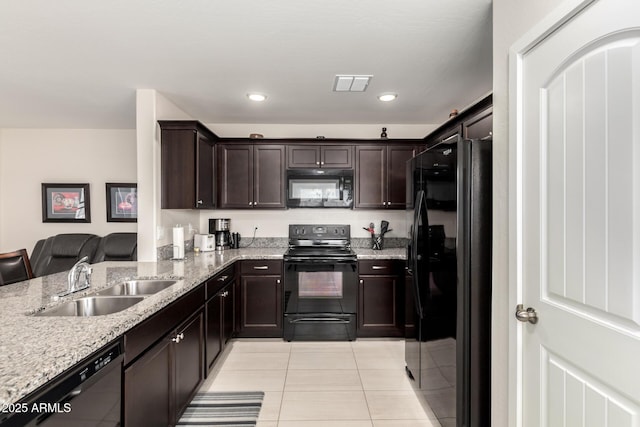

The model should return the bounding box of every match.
[157,236,406,260]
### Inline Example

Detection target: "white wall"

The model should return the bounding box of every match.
[198,209,410,240]
[0,128,137,254]
[492,0,563,425]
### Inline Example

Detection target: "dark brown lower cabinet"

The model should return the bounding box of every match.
[357,259,405,337]
[205,280,235,373]
[237,260,283,337]
[124,335,172,427]
[173,312,205,419]
[123,285,205,427]
[125,311,204,427]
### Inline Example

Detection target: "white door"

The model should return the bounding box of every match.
[512,0,640,425]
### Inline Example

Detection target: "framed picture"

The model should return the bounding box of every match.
[106,183,137,222]
[42,183,91,223]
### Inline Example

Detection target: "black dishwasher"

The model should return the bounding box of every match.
[0,339,123,427]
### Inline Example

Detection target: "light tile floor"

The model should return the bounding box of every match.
[199,338,445,427]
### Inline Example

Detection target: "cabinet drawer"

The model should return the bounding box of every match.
[241,260,282,275]
[124,284,205,365]
[358,259,402,275]
[205,265,235,300]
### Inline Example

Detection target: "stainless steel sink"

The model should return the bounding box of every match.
[34,296,145,317]
[90,280,177,296]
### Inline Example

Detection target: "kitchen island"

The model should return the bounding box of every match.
[0,246,405,407]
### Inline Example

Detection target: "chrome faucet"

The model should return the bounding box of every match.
[66,256,92,295]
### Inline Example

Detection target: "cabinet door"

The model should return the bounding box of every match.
[463,107,492,140]
[218,144,253,208]
[161,129,197,209]
[358,275,403,337]
[205,295,222,372]
[239,275,282,337]
[254,145,286,208]
[287,145,320,168]
[196,134,215,208]
[386,145,416,209]
[173,312,204,421]
[355,146,386,208]
[124,336,172,427]
[321,146,353,168]
[222,282,235,344]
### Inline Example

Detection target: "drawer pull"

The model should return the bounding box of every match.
[253,266,269,270]
[372,266,387,270]
[217,275,229,281]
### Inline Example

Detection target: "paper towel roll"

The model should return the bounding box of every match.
[172,225,184,259]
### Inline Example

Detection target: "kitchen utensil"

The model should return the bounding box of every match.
[380,220,389,235]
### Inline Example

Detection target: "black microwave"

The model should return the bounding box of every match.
[286,169,353,208]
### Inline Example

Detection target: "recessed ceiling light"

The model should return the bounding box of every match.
[378,93,398,102]
[247,93,267,102]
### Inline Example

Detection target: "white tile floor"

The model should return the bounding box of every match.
[198,338,444,427]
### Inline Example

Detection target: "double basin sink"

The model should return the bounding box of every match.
[34,280,177,317]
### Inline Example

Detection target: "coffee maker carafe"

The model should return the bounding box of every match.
[209,218,231,250]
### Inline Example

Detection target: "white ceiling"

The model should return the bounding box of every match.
[0,0,493,129]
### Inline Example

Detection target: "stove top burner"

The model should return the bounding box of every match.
[285,224,356,262]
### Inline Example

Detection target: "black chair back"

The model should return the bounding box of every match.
[0,249,34,286]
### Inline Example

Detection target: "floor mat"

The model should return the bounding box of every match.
[176,391,264,426]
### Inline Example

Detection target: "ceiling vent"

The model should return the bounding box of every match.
[333,75,373,92]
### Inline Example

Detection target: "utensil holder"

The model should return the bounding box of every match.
[371,234,384,250]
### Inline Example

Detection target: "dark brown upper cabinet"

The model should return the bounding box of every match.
[354,144,418,209]
[159,121,217,209]
[463,106,493,140]
[425,93,493,149]
[287,145,353,169]
[217,144,286,209]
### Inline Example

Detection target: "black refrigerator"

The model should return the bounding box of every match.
[405,136,492,427]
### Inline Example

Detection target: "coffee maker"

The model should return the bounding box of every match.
[209,218,231,250]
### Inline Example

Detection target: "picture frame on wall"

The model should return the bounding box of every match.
[106,183,137,222]
[41,183,91,223]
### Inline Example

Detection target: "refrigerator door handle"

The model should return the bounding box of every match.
[411,190,428,318]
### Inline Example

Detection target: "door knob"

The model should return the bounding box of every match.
[515,304,538,324]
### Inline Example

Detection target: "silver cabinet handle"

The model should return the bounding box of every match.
[217,275,229,281]
[249,202,253,206]
[320,161,325,165]
[276,279,281,284]
[172,332,185,343]
[316,161,320,165]
[372,266,387,270]
[359,279,364,284]
[253,266,269,270]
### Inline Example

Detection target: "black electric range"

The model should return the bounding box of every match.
[283,224,358,341]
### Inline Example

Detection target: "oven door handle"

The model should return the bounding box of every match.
[289,317,351,324]
[285,259,357,264]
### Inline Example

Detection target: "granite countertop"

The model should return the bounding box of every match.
[0,246,405,406]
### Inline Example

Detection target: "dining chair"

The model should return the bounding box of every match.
[0,248,34,286]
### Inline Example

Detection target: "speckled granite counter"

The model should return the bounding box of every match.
[354,247,406,259]
[0,246,405,406]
